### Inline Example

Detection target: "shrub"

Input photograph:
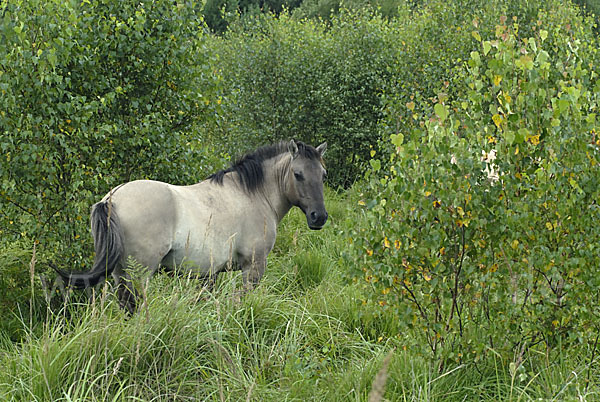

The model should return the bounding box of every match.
[207,0,553,187]
[208,10,402,187]
[348,2,600,367]
[0,0,219,264]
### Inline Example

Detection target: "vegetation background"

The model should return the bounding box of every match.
[0,0,599,400]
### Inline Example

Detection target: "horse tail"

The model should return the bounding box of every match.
[55,200,124,289]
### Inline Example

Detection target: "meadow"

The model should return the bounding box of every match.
[1,0,599,400]
[2,192,598,401]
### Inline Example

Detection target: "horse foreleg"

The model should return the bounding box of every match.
[241,255,266,292]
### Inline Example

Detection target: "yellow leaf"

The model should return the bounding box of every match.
[493,75,502,86]
[492,114,503,128]
[406,101,415,111]
[528,134,540,145]
[383,237,390,248]
[546,222,554,231]
[423,272,432,281]
[370,150,376,157]
[358,200,366,206]
[366,249,373,256]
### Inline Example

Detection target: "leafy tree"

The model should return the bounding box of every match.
[348,2,600,367]
[0,0,218,264]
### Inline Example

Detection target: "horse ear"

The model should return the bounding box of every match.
[288,140,299,158]
[316,142,327,156]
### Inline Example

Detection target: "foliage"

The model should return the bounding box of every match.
[349,1,600,368]
[0,240,42,338]
[203,0,304,34]
[205,0,553,188]
[292,0,402,20]
[1,0,600,398]
[0,0,219,262]
[0,193,598,400]
[207,9,405,187]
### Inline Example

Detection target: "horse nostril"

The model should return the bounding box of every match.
[310,211,318,221]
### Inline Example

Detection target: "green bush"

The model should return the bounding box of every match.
[203,0,304,34]
[0,0,219,264]
[207,10,403,187]
[348,2,600,366]
[206,0,555,187]
[0,241,39,339]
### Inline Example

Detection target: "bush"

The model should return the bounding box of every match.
[200,6,375,186]
[0,0,219,264]
[206,1,553,187]
[207,10,403,187]
[348,1,600,366]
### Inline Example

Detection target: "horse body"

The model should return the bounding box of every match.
[57,140,327,313]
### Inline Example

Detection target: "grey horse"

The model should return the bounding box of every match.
[56,140,328,312]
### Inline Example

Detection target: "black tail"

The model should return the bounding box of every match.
[55,200,123,289]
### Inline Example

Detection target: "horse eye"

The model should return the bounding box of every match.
[294,172,304,181]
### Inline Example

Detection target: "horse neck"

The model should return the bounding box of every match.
[257,153,293,224]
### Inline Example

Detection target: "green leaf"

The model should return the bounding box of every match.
[505,131,515,145]
[557,99,569,114]
[518,55,534,70]
[434,103,448,122]
[482,41,491,56]
[516,128,529,144]
[391,133,404,147]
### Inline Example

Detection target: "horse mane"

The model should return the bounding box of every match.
[209,140,321,193]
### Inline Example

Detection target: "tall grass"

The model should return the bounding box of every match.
[0,190,598,400]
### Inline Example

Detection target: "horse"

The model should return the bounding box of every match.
[56,140,328,313]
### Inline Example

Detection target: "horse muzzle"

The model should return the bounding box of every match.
[307,209,328,230]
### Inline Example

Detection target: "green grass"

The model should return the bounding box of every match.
[0,189,598,401]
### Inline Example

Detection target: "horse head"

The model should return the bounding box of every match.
[286,140,328,230]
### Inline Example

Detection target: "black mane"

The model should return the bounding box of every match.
[208,141,321,193]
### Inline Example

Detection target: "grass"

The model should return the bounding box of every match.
[0,189,598,400]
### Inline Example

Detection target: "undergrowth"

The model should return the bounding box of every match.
[0,191,598,401]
